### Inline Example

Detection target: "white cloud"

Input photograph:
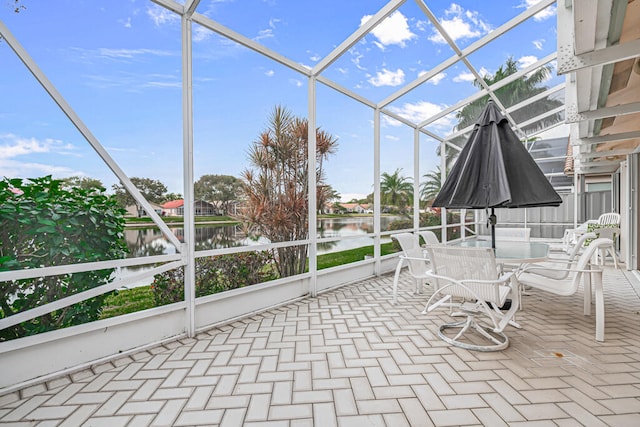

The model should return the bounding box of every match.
[518,55,538,70]
[268,18,281,29]
[360,11,416,48]
[265,70,275,77]
[82,71,180,91]
[0,134,82,178]
[255,28,274,41]
[520,0,557,21]
[0,159,80,179]
[340,193,367,203]
[369,68,405,87]
[429,3,491,44]
[419,71,447,85]
[91,48,176,62]
[254,18,280,42]
[193,26,212,42]
[350,49,366,71]
[146,5,179,26]
[453,67,488,83]
[290,79,303,87]
[532,39,544,50]
[453,71,475,83]
[0,134,75,159]
[143,81,181,89]
[387,101,450,127]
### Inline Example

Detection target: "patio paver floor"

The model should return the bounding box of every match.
[1,264,640,426]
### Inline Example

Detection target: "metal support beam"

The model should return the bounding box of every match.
[567,101,640,123]
[308,76,318,297]
[578,130,640,145]
[413,128,420,231]
[558,38,640,75]
[181,15,196,337]
[373,109,382,276]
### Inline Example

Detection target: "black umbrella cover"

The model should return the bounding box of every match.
[432,101,562,209]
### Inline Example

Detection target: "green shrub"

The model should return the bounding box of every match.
[151,251,276,305]
[0,176,127,341]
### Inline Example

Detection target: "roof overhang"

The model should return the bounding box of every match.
[559,0,640,176]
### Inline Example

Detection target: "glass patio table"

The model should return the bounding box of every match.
[450,239,549,264]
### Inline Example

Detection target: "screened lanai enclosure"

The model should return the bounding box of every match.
[1,0,640,392]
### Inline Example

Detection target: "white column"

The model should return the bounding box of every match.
[181,14,196,337]
[308,77,318,296]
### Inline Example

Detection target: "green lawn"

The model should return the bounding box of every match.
[100,242,398,319]
[317,242,396,269]
[100,286,155,319]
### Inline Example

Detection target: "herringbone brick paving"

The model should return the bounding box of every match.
[1,266,640,426]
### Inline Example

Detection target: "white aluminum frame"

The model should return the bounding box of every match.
[3,0,615,392]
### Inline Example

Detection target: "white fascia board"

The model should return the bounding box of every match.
[572,0,599,55]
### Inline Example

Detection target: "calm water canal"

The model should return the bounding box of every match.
[124,216,403,259]
[117,216,402,287]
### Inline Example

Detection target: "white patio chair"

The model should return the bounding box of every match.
[590,226,619,268]
[391,233,430,304]
[417,230,439,246]
[422,245,521,351]
[561,213,618,253]
[598,212,620,225]
[517,238,611,342]
[528,232,597,280]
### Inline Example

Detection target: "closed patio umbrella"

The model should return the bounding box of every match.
[432,100,562,248]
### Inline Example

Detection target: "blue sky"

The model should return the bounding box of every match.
[0,0,563,201]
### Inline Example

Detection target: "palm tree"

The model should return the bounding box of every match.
[241,105,338,278]
[444,57,563,168]
[380,168,413,213]
[455,57,562,133]
[420,166,447,206]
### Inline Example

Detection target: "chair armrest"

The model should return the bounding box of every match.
[518,265,602,275]
[459,274,514,287]
[399,255,428,262]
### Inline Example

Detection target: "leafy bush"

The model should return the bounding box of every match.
[0,176,127,341]
[151,251,276,305]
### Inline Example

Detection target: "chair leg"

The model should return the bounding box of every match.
[392,259,404,305]
[583,270,592,316]
[609,247,619,269]
[593,270,605,342]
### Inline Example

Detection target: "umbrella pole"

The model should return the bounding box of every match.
[489,208,497,249]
